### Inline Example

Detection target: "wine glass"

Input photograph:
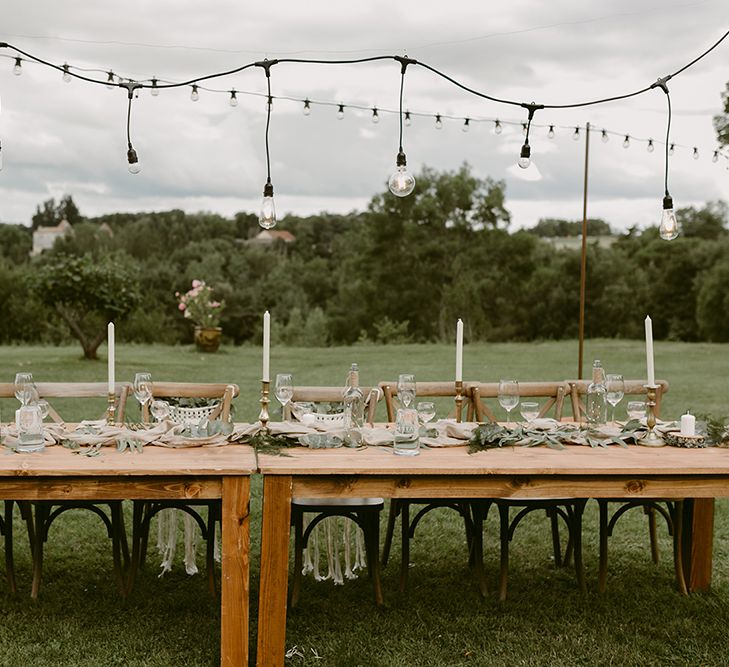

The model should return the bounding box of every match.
[627,400,646,422]
[519,401,539,425]
[275,373,294,417]
[150,399,171,423]
[416,401,436,425]
[133,372,153,419]
[14,372,34,406]
[397,373,416,409]
[36,399,50,421]
[606,374,625,422]
[498,379,519,426]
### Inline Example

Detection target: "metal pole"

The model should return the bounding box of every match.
[578,122,590,380]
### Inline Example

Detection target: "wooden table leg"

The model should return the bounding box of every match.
[256,475,293,667]
[681,498,714,593]
[220,476,250,667]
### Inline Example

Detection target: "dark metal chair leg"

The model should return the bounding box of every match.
[381,499,399,567]
[598,499,609,593]
[647,505,660,564]
[572,501,587,594]
[109,502,127,598]
[470,501,488,597]
[31,503,50,600]
[398,502,410,593]
[362,511,384,607]
[290,507,304,609]
[498,504,509,602]
[3,500,17,594]
[672,501,688,596]
[206,504,218,598]
[126,500,145,596]
[548,508,563,567]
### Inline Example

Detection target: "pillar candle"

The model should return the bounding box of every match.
[262,311,270,382]
[680,411,696,437]
[455,319,464,382]
[644,315,655,386]
[107,322,115,395]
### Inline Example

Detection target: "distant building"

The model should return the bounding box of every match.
[246,229,296,245]
[31,219,72,256]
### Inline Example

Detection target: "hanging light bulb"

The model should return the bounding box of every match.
[493,119,502,135]
[62,63,71,83]
[462,118,470,133]
[435,114,443,130]
[13,57,22,76]
[623,135,630,149]
[106,71,115,89]
[127,144,141,174]
[522,123,528,136]
[713,150,720,163]
[229,90,238,107]
[388,151,416,197]
[659,195,679,240]
[259,181,276,229]
[647,139,655,153]
[669,143,675,156]
[337,104,345,120]
[371,107,379,124]
[572,127,580,141]
[190,85,199,102]
[601,129,609,143]
[151,77,159,97]
[517,143,531,169]
[692,147,699,160]
[547,125,555,139]
[303,98,311,116]
[404,110,412,127]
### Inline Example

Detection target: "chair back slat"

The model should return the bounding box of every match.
[283,386,381,425]
[567,379,668,420]
[379,381,476,422]
[136,382,239,423]
[471,381,569,422]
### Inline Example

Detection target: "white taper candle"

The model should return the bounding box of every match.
[107,322,115,395]
[645,315,655,386]
[455,318,464,382]
[262,311,271,382]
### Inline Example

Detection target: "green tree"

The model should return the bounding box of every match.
[714,81,729,147]
[677,201,727,239]
[30,253,141,359]
[31,195,83,230]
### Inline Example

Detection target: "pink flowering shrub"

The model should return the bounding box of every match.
[175,280,224,327]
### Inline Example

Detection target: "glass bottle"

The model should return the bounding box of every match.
[343,363,364,444]
[586,359,607,427]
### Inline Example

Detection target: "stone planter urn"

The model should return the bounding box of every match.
[194,326,222,353]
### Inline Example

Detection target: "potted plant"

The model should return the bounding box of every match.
[176,280,225,352]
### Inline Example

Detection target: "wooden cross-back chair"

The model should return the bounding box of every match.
[469,381,587,601]
[567,378,685,593]
[285,385,384,608]
[379,380,481,593]
[125,382,239,597]
[0,381,130,598]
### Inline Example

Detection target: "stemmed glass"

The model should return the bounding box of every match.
[14,372,34,406]
[606,374,625,423]
[416,401,436,426]
[133,372,153,421]
[397,373,416,409]
[519,401,539,425]
[498,379,520,426]
[275,373,294,418]
[151,399,171,423]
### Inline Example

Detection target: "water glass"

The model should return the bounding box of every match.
[397,374,416,409]
[150,399,171,422]
[626,400,647,421]
[416,401,436,425]
[519,401,539,424]
[16,403,45,452]
[37,399,50,421]
[393,408,420,456]
[498,379,519,425]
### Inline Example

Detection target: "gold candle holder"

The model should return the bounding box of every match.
[638,384,664,447]
[106,392,116,425]
[259,379,271,434]
[454,380,464,423]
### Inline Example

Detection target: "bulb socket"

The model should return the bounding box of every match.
[263,182,274,197]
[520,144,531,159]
[127,146,139,165]
[663,195,673,211]
[396,151,407,167]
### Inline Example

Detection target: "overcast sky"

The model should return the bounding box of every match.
[1,0,728,231]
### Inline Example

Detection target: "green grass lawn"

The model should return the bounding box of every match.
[2,340,729,666]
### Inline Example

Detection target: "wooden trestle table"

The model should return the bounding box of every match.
[0,443,255,667]
[257,443,723,666]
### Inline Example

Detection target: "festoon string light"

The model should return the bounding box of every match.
[1,27,728,234]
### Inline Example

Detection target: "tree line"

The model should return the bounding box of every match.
[1,164,728,355]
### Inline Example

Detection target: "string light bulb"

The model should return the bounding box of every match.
[190,85,199,102]
[623,135,630,148]
[62,63,71,83]
[669,143,675,156]
[659,195,679,240]
[435,114,443,130]
[547,125,555,139]
[13,57,22,76]
[572,126,580,141]
[462,118,470,133]
[337,104,344,120]
[127,144,141,174]
[601,129,608,143]
[389,151,416,197]
[404,110,412,127]
[151,78,159,96]
[371,107,379,124]
[647,139,655,153]
[713,150,719,163]
[229,90,238,107]
[303,98,311,116]
[518,143,531,169]
[493,119,502,135]
[259,181,276,229]
[106,71,115,89]
[693,147,699,160]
